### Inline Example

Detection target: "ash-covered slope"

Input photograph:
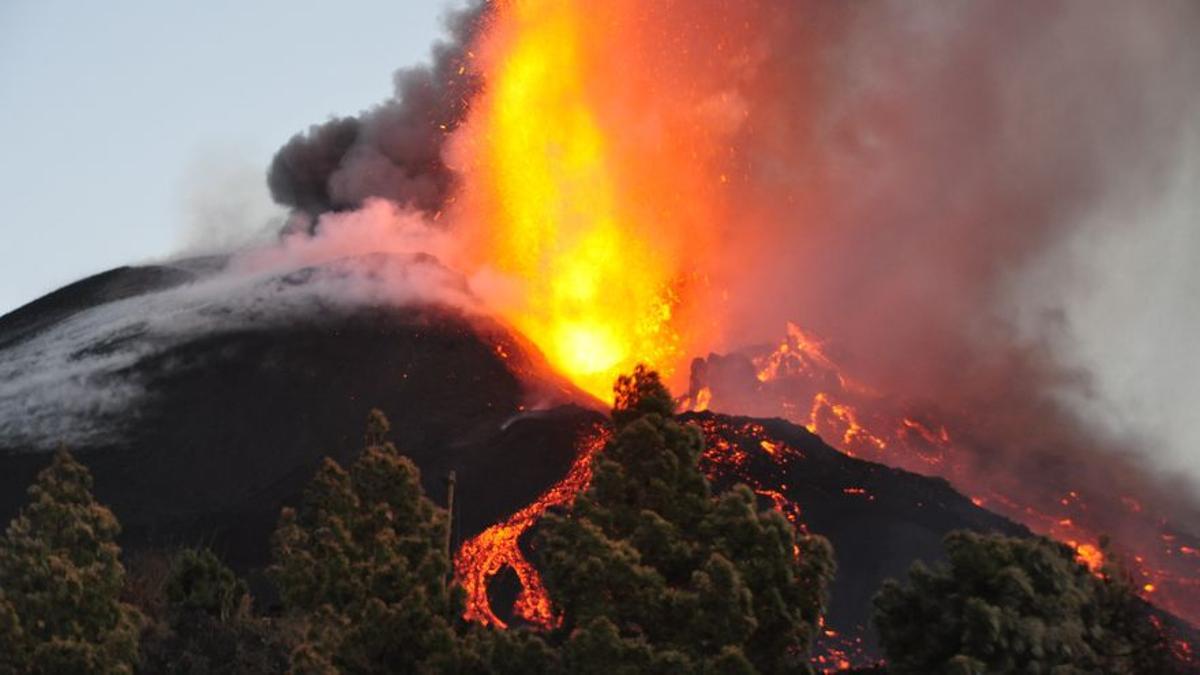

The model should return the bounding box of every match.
[1,262,1188,664]
[0,256,595,573]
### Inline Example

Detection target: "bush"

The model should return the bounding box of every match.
[138,547,290,675]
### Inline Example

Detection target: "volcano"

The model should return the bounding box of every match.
[2,260,1194,667]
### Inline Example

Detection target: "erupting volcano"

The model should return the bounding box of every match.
[427,0,1200,645]
[3,0,1199,671]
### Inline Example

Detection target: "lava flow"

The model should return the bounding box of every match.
[451,401,859,665]
[689,412,879,670]
[686,322,1200,627]
[454,425,609,628]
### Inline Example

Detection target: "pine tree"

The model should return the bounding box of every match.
[139,547,290,674]
[165,548,249,626]
[873,531,1181,674]
[0,449,142,674]
[534,366,836,674]
[271,409,462,673]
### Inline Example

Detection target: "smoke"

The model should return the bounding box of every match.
[177,148,287,255]
[681,1,1200,476]
[266,0,489,228]
[1011,127,1200,492]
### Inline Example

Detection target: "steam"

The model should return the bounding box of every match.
[1012,130,1200,491]
[177,148,286,255]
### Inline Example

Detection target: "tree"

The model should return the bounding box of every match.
[534,366,836,674]
[873,531,1181,674]
[0,449,142,674]
[270,409,462,673]
[165,548,249,625]
[139,548,290,674]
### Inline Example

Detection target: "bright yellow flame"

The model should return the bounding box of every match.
[452,0,725,400]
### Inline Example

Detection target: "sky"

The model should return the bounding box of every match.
[0,0,450,315]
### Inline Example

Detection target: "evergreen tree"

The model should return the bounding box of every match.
[165,548,249,625]
[271,409,462,673]
[534,366,836,674]
[140,548,290,674]
[0,449,142,674]
[873,530,1181,674]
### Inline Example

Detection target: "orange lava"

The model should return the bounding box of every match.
[806,392,888,456]
[1073,542,1105,573]
[756,323,842,385]
[742,321,1200,627]
[440,0,1199,650]
[454,425,610,628]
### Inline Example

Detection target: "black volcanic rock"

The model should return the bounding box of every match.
[683,412,1027,656]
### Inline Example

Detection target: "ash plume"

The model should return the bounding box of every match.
[718,1,1200,496]
[267,1,489,229]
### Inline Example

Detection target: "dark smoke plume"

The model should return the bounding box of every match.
[267,1,489,228]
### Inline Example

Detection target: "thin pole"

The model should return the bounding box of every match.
[444,470,457,563]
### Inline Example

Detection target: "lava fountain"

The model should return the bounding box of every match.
[448,0,759,400]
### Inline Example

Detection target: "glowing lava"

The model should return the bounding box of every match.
[440,0,1198,661]
[454,425,610,628]
[452,0,736,401]
[706,322,1200,628]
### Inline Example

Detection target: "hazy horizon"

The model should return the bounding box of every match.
[0,0,456,315]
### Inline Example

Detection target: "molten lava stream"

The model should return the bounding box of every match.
[454,425,610,628]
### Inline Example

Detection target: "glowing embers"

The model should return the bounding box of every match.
[754,322,843,384]
[693,416,881,670]
[453,425,610,628]
[812,619,875,673]
[692,416,808,533]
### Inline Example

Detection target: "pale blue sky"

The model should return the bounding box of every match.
[0,0,450,314]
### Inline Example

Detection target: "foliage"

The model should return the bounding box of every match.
[0,449,143,674]
[165,548,249,625]
[137,546,291,674]
[873,531,1181,674]
[270,409,463,673]
[534,367,836,674]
